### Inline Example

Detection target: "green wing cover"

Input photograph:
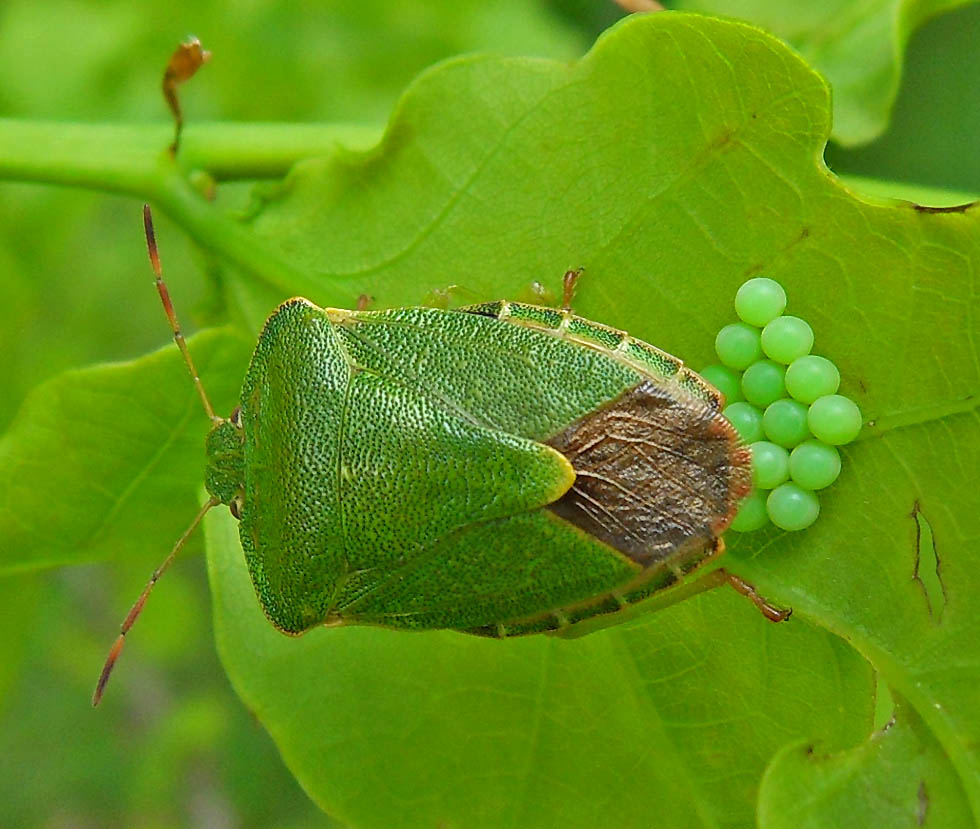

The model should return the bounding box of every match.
[239,301,650,633]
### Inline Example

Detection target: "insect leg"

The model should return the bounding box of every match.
[720,570,792,622]
[561,268,584,310]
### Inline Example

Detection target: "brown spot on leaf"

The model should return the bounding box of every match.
[709,126,734,151]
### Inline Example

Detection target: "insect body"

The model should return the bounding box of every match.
[94,208,759,705]
[208,297,752,638]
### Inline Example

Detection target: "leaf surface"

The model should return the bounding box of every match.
[757,699,973,827]
[666,0,978,145]
[208,508,873,827]
[208,13,978,825]
[1,11,976,825]
[0,330,250,574]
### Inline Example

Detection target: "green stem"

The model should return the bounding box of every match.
[179,122,383,179]
[0,121,159,195]
[0,119,382,187]
[0,118,383,299]
[151,165,332,300]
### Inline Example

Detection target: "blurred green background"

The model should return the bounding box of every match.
[1,1,978,824]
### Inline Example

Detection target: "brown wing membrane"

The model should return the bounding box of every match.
[547,380,750,567]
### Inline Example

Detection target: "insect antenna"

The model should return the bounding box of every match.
[92,496,219,706]
[143,204,219,424]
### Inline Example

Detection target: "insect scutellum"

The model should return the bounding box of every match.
[92,206,243,707]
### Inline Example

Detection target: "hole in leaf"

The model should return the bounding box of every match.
[911,501,946,621]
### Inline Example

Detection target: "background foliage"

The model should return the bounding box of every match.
[1,1,978,826]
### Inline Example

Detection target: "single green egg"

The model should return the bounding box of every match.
[761,316,814,365]
[808,394,862,445]
[767,484,820,531]
[735,277,787,327]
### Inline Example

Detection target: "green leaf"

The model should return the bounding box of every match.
[665,0,979,146]
[203,12,977,824]
[758,698,973,827]
[207,506,873,827]
[826,3,980,195]
[0,329,250,574]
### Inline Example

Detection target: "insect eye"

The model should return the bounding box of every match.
[230,406,242,428]
[229,494,244,520]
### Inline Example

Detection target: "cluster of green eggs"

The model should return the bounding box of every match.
[700,278,862,532]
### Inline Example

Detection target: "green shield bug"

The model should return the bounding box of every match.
[94,207,787,705]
